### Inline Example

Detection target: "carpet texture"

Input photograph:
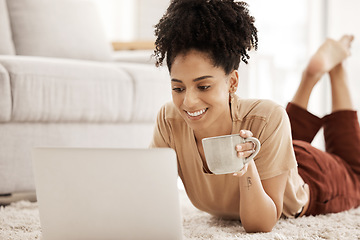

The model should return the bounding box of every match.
[1,190,359,240]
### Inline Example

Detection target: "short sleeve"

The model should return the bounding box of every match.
[149,104,172,149]
[255,105,297,180]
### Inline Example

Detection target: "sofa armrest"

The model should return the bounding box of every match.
[0,56,134,122]
[0,63,11,121]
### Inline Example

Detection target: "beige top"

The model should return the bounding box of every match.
[150,95,309,218]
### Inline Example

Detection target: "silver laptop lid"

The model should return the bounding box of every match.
[32,148,183,240]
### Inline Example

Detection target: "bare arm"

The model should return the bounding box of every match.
[238,160,287,232]
[235,130,288,232]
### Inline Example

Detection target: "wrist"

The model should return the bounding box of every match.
[236,159,255,178]
[238,160,262,190]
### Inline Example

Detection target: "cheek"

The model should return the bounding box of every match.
[212,85,230,103]
[171,92,183,107]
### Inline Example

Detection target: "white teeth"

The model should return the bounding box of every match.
[186,108,207,117]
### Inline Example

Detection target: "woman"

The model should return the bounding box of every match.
[150,0,360,233]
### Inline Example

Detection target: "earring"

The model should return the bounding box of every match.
[229,92,234,103]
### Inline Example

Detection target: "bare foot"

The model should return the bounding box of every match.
[338,35,354,55]
[291,35,354,110]
[305,35,354,80]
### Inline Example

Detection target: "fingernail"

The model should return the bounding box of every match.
[236,145,242,150]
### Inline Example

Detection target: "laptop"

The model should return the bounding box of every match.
[32,147,183,240]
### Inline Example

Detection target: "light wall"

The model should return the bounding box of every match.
[92,0,136,41]
[92,0,360,111]
[237,0,320,107]
[92,0,359,150]
[327,0,360,114]
[93,0,169,41]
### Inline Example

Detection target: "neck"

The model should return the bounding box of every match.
[193,115,233,144]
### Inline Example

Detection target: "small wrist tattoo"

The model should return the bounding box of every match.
[247,177,252,190]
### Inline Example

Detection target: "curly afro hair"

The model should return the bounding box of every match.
[153,0,258,75]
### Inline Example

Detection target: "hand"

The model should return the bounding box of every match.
[232,160,251,177]
[233,130,255,177]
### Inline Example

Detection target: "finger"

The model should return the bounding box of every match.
[240,130,253,138]
[235,142,255,151]
[237,149,255,158]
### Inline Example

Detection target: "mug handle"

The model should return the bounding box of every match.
[243,137,261,164]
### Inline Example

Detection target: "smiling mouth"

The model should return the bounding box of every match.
[185,108,208,117]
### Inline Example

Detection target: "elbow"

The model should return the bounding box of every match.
[244,225,274,233]
[243,221,275,233]
[241,210,277,233]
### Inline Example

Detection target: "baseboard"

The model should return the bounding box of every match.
[0,192,37,206]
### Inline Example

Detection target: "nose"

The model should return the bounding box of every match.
[183,88,199,108]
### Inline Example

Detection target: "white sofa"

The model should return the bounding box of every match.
[0,0,171,195]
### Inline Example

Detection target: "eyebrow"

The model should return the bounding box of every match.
[171,75,214,83]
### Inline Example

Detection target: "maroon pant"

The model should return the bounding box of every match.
[286,103,360,216]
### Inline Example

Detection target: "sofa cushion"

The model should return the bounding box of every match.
[7,0,112,61]
[0,0,15,55]
[0,56,133,122]
[115,63,171,122]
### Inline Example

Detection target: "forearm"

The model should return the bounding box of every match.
[238,160,278,233]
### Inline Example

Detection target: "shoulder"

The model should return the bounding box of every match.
[155,101,190,135]
[233,96,286,123]
[156,101,184,123]
[151,102,181,148]
[152,101,191,149]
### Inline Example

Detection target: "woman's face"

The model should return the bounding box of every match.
[170,50,238,133]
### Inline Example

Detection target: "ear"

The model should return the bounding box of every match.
[228,70,239,93]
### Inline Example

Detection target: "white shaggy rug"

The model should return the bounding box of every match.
[1,190,359,240]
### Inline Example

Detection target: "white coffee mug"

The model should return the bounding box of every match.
[202,134,261,175]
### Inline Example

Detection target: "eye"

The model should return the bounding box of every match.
[172,87,185,93]
[198,85,210,91]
